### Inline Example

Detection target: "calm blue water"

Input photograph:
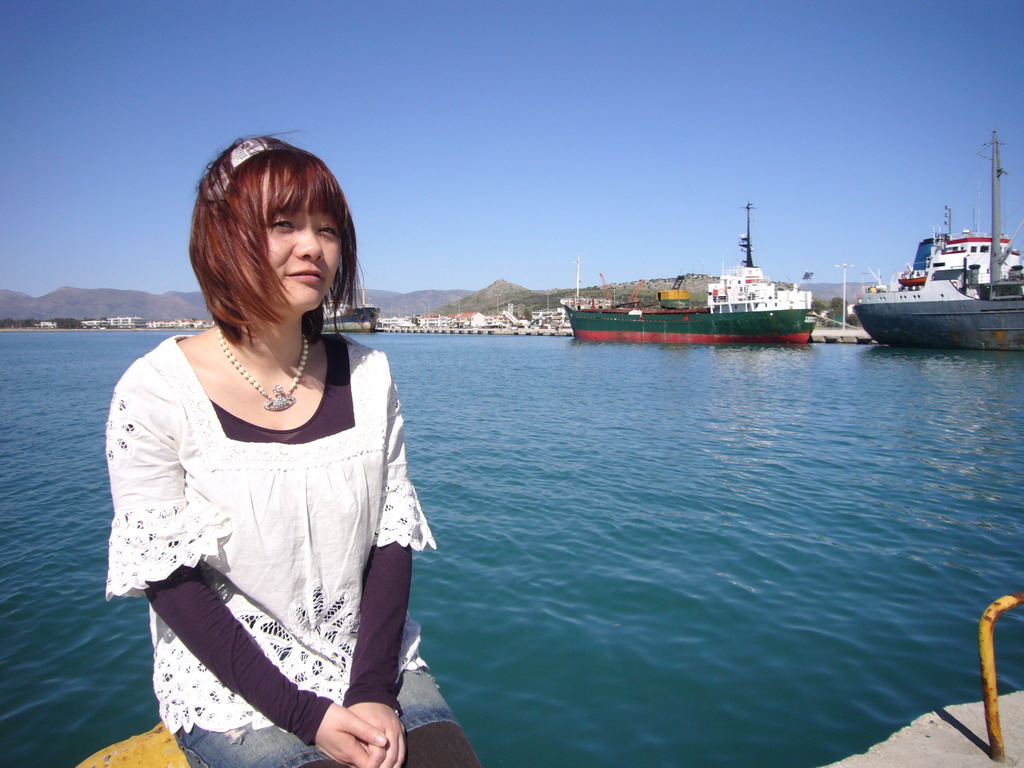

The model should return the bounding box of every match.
[1,331,1021,768]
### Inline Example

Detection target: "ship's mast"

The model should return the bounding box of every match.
[990,130,1003,284]
[741,202,755,268]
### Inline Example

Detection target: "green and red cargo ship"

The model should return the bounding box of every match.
[563,301,814,344]
[565,205,816,344]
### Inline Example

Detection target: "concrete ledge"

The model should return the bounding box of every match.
[811,328,873,344]
[77,692,1022,767]
[821,691,1024,767]
[76,723,187,768]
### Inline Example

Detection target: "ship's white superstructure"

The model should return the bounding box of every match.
[854,132,1024,351]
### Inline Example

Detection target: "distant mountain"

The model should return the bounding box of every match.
[0,286,213,321]
[0,289,33,317]
[152,288,474,318]
[434,279,537,314]
[163,291,208,312]
[0,285,473,321]
[0,280,860,321]
[364,288,473,317]
[435,275,721,315]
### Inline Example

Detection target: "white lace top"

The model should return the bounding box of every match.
[105,335,436,734]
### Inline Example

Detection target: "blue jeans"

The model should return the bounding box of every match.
[176,669,460,768]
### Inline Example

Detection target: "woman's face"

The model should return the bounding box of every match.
[266,209,342,317]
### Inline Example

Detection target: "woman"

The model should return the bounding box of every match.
[105,137,480,768]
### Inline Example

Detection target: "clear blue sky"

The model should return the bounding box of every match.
[3,0,1022,297]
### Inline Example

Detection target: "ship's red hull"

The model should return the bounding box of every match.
[572,328,812,344]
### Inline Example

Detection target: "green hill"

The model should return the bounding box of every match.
[434,275,719,317]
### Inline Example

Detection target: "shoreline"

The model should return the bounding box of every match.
[1,327,871,342]
[0,327,201,332]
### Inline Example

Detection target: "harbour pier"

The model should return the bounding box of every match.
[378,326,574,337]
[811,327,873,344]
[378,325,872,343]
[820,690,1024,767]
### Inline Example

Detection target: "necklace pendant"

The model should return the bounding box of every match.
[264,385,297,411]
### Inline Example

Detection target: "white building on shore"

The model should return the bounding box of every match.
[531,307,568,327]
[107,316,145,329]
[146,319,212,329]
[378,316,417,330]
[417,314,451,329]
[380,311,519,331]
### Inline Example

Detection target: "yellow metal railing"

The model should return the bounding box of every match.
[979,591,1024,761]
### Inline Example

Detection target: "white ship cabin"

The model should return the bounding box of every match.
[876,231,1024,295]
[707,265,812,313]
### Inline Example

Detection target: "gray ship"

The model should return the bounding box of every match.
[325,305,380,333]
[854,132,1024,351]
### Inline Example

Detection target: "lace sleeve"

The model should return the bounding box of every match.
[377,378,436,551]
[105,360,230,599]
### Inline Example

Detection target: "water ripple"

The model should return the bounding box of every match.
[2,333,1022,768]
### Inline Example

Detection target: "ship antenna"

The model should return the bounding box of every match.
[741,202,755,268]
[990,131,1003,284]
[575,255,581,302]
[979,131,1005,285]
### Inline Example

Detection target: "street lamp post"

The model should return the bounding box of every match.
[834,263,854,330]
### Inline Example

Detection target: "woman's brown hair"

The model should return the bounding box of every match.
[190,137,357,344]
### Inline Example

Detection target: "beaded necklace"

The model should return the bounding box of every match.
[216,327,308,411]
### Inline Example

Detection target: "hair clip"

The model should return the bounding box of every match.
[206,138,278,201]
[229,138,276,170]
